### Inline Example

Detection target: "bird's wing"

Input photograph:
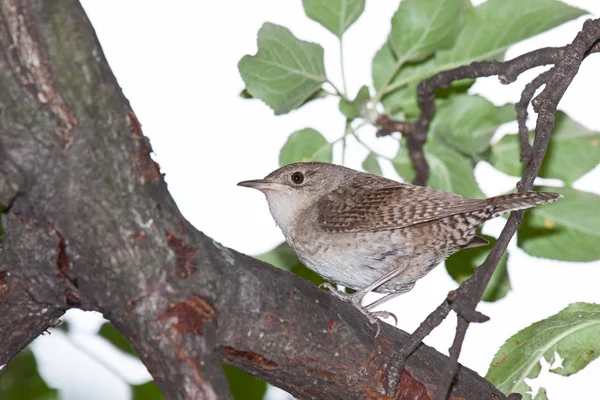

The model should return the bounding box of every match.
[316,184,488,233]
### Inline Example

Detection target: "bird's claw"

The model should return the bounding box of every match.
[362,310,398,337]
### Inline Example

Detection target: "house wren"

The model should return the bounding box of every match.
[238,162,561,334]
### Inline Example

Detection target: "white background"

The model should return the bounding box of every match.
[26,1,600,399]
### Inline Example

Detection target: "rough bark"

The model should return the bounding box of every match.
[0,1,509,399]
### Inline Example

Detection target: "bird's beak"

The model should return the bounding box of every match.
[237,179,285,192]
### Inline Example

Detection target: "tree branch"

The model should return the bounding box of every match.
[516,68,554,162]
[0,0,511,399]
[382,18,600,398]
[376,43,600,186]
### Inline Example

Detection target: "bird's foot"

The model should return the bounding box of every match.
[362,309,398,337]
[319,282,397,337]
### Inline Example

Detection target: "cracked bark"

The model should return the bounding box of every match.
[0,1,509,399]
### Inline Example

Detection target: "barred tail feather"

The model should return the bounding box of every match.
[488,191,562,218]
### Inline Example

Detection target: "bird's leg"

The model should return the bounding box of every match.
[320,267,406,336]
[364,282,414,311]
[364,291,403,311]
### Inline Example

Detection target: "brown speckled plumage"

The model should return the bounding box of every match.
[238,162,562,325]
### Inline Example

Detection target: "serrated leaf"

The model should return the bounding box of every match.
[377,0,585,98]
[486,303,600,396]
[393,141,484,198]
[431,95,515,155]
[491,112,600,185]
[99,322,138,356]
[132,381,165,400]
[518,186,600,262]
[437,0,587,67]
[0,350,59,400]
[389,0,469,63]
[302,0,365,38]
[238,23,327,115]
[339,85,370,119]
[255,242,325,286]
[223,365,268,400]
[362,152,382,176]
[279,128,332,166]
[445,234,511,302]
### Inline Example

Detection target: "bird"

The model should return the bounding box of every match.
[238,162,561,335]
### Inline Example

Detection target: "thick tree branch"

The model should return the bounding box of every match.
[0,1,510,399]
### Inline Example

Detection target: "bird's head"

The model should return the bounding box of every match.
[237,162,354,232]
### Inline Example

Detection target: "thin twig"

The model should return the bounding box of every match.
[375,44,600,186]
[434,316,470,400]
[389,301,452,396]
[516,68,554,163]
[517,42,600,163]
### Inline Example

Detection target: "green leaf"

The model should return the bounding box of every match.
[437,0,587,68]
[240,88,329,108]
[99,322,138,356]
[378,54,437,118]
[378,0,585,97]
[238,23,327,115]
[339,85,370,119]
[372,42,415,118]
[393,141,484,198]
[445,234,511,302]
[518,187,600,262]
[491,112,600,185]
[534,388,548,400]
[389,0,469,63]
[223,365,268,400]
[132,381,165,400]
[279,128,332,166]
[302,0,365,38]
[486,303,600,396]
[362,152,382,176]
[255,242,325,287]
[372,48,473,118]
[0,350,59,400]
[431,95,515,155]
[372,42,397,92]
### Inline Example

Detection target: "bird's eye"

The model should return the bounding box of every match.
[291,171,304,184]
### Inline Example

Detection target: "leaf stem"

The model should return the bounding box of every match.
[350,129,393,162]
[339,37,348,97]
[326,80,345,99]
[371,52,410,108]
[341,119,352,165]
[321,87,338,96]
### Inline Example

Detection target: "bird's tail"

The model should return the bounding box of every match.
[488,191,562,218]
